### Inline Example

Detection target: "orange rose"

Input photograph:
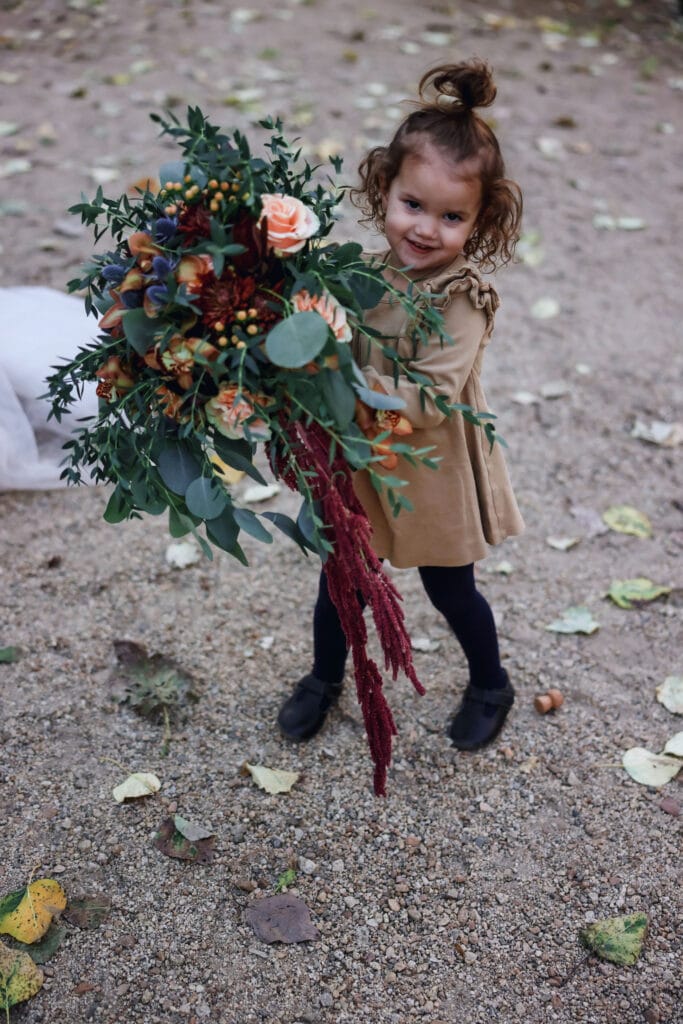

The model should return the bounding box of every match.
[292,288,352,343]
[258,193,320,255]
[205,384,271,441]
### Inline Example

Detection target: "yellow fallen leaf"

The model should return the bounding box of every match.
[0,940,43,1010]
[245,763,299,794]
[112,771,161,803]
[602,505,652,538]
[607,578,671,609]
[0,879,67,944]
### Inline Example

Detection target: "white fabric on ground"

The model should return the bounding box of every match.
[0,286,98,490]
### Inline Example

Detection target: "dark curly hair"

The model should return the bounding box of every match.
[350,60,522,272]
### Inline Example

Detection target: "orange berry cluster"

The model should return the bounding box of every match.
[213,307,261,348]
[159,171,249,216]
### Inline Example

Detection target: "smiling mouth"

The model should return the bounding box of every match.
[407,240,434,254]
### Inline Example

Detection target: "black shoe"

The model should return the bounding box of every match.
[277,673,343,742]
[449,672,515,751]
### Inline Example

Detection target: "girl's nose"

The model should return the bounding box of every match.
[414,216,437,239]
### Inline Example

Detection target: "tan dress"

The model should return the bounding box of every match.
[352,253,524,568]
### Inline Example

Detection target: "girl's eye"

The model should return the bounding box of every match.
[444,212,462,223]
[404,199,420,210]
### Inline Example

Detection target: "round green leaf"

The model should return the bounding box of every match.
[157,445,201,496]
[185,476,228,520]
[265,311,329,368]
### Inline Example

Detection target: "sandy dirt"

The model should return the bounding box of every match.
[1,1,682,1022]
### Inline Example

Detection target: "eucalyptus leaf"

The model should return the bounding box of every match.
[353,384,407,411]
[233,507,273,544]
[157,445,202,495]
[321,370,356,428]
[205,510,239,553]
[185,476,229,520]
[265,311,328,368]
[121,307,159,356]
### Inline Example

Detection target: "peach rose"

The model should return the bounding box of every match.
[292,288,352,343]
[205,384,271,441]
[258,193,320,255]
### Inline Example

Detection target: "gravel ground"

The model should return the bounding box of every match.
[1,2,682,1023]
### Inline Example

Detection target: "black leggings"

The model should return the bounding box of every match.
[312,563,504,690]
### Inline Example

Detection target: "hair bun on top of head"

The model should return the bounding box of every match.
[419,60,497,114]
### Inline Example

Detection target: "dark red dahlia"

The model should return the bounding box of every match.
[199,269,282,331]
[177,203,212,245]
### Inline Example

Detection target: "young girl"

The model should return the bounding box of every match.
[278,60,524,752]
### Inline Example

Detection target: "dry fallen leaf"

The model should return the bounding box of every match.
[244,763,299,795]
[530,297,560,319]
[663,732,683,757]
[545,606,599,635]
[63,896,112,930]
[630,419,683,447]
[112,772,161,803]
[242,483,281,503]
[411,636,441,653]
[655,676,683,715]
[546,536,580,551]
[245,894,319,944]
[622,747,681,786]
[153,816,216,863]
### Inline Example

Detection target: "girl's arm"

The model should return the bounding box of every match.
[360,290,488,429]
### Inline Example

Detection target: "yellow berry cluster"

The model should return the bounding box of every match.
[213,307,261,348]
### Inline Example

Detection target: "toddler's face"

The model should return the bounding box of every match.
[382,143,481,279]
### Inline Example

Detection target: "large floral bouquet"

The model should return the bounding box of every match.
[47,109,484,794]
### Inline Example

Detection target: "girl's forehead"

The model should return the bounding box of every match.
[400,144,480,183]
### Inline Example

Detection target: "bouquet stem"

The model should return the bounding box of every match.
[273,420,424,795]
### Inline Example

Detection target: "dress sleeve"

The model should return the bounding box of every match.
[360,272,498,430]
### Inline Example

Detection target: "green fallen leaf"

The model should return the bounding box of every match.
[7,923,66,964]
[0,647,20,664]
[602,505,652,538]
[607,578,671,609]
[275,869,297,893]
[580,912,648,965]
[0,940,43,1012]
[545,606,599,635]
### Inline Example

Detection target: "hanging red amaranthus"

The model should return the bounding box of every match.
[272,419,424,796]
